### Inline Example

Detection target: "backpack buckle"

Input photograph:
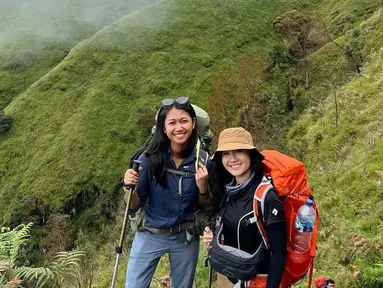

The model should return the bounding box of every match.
[169,224,182,234]
[261,176,272,184]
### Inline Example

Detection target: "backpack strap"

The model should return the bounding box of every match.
[199,149,209,166]
[195,138,209,171]
[166,140,210,197]
[254,177,274,217]
[308,261,314,288]
[253,177,274,249]
[215,195,230,228]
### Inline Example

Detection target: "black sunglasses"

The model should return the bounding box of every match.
[161,96,189,107]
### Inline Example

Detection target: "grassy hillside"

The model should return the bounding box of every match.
[0,0,152,109]
[1,0,383,287]
[0,0,316,286]
[0,37,72,109]
[0,0,314,224]
[289,49,383,286]
[287,8,383,288]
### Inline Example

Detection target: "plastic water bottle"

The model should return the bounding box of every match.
[290,199,316,253]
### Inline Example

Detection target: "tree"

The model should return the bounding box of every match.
[236,54,268,147]
[0,110,12,133]
[273,10,313,89]
[207,64,239,148]
[208,55,269,148]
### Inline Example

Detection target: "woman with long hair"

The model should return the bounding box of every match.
[123,96,211,288]
[203,127,287,288]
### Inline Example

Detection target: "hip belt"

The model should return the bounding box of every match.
[144,221,195,234]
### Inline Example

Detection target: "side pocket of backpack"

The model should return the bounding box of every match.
[129,207,146,232]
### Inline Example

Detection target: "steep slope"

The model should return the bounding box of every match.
[0,1,317,286]
[288,9,383,288]
[0,0,152,109]
[0,0,313,225]
[1,0,383,287]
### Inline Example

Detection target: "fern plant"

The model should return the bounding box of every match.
[0,274,8,286]
[0,223,85,287]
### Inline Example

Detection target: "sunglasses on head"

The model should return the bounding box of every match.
[161,96,189,107]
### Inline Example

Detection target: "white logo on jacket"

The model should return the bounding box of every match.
[272,208,278,216]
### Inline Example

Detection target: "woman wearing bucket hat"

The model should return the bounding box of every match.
[203,127,287,288]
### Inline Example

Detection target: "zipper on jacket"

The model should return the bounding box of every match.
[237,211,253,250]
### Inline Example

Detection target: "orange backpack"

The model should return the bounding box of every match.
[249,150,319,288]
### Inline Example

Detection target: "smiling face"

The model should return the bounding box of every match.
[164,107,195,147]
[221,149,252,184]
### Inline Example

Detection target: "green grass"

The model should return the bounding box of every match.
[0,0,316,283]
[314,0,383,36]
[0,38,71,109]
[287,11,383,285]
[0,0,315,224]
[1,0,383,287]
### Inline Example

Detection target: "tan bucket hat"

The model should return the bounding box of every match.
[212,127,257,160]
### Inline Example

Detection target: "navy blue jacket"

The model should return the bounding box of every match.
[136,148,212,229]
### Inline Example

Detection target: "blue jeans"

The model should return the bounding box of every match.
[125,230,199,288]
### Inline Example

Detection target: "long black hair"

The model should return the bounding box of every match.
[144,101,197,187]
[210,149,265,214]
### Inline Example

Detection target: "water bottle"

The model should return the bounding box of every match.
[289,199,316,253]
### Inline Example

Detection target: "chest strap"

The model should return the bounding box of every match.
[166,168,194,197]
[166,168,194,177]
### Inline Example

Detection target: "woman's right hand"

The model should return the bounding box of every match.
[124,169,139,186]
[203,226,213,249]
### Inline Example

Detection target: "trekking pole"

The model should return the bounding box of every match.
[111,160,141,288]
[207,219,215,288]
[208,264,213,288]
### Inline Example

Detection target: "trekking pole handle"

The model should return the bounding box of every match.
[128,160,142,183]
[126,160,141,189]
[132,159,141,172]
[132,160,142,172]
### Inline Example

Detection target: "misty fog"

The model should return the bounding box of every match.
[0,0,155,49]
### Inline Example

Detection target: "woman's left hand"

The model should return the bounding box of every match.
[195,163,209,194]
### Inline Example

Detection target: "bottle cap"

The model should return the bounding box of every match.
[305,199,313,206]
